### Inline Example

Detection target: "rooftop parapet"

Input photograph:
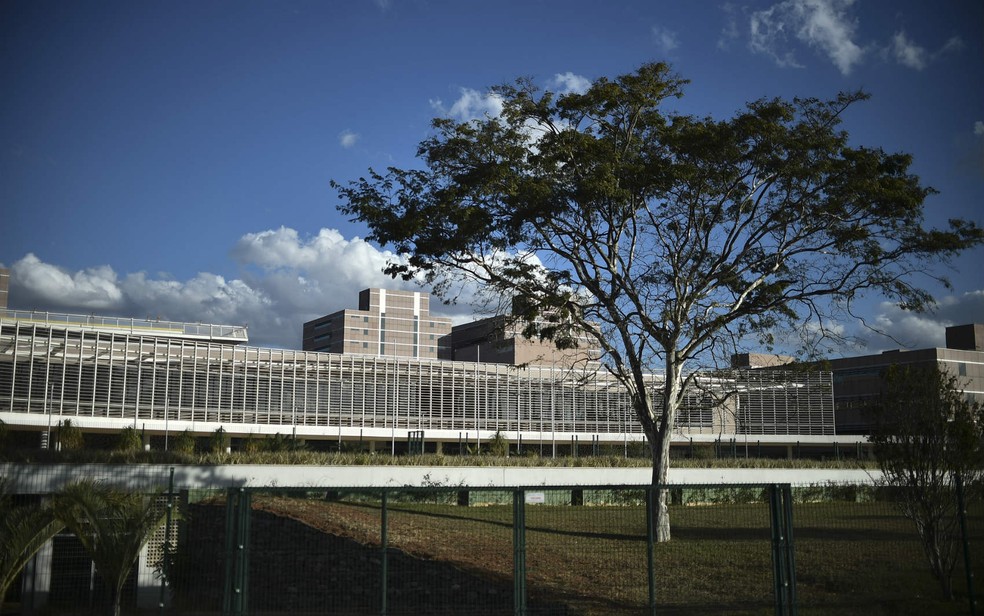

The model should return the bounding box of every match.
[0,308,248,344]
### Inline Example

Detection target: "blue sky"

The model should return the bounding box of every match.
[2,0,982,352]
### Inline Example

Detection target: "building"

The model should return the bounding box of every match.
[438,314,600,368]
[824,324,984,434]
[0,307,840,456]
[302,288,452,359]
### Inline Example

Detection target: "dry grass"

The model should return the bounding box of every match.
[248,491,982,615]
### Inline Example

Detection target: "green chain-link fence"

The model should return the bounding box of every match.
[2,469,981,615]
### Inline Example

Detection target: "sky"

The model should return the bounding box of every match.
[1,0,982,354]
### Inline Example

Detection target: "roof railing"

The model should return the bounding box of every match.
[0,308,249,343]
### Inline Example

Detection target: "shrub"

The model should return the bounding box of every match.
[170,430,196,455]
[56,420,85,451]
[116,426,143,453]
[488,431,509,457]
[208,427,230,454]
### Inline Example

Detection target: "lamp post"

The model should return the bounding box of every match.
[44,381,53,450]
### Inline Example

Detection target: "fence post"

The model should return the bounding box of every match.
[513,489,527,616]
[222,488,251,616]
[646,486,656,615]
[381,490,389,616]
[956,474,977,616]
[768,484,797,616]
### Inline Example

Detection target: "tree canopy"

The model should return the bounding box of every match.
[334,63,984,539]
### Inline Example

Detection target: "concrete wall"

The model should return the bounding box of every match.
[1,463,882,492]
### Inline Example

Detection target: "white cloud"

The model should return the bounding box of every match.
[888,31,964,71]
[7,229,458,348]
[864,290,984,351]
[975,121,984,137]
[890,31,927,70]
[11,254,123,310]
[717,4,740,51]
[651,25,680,54]
[431,88,504,123]
[940,36,964,55]
[338,130,359,148]
[749,0,865,75]
[551,72,591,95]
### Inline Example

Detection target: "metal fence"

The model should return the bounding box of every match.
[2,471,981,615]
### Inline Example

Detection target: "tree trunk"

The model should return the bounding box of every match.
[650,431,672,542]
[648,356,683,543]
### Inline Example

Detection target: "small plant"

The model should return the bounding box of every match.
[170,429,195,455]
[55,419,84,451]
[242,433,261,454]
[488,431,509,457]
[116,426,143,453]
[208,427,230,454]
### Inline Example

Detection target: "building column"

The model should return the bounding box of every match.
[21,537,54,614]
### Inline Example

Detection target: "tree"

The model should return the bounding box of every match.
[870,364,984,600]
[0,479,65,608]
[53,480,169,616]
[334,63,984,540]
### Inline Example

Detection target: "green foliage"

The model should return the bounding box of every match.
[870,364,984,600]
[115,426,143,453]
[0,479,65,607]
[170,429,196,455]
[334,63,984,517]
[55,419,84,451]
[53,480,169,616]
[263,432,305,453]
[208,427,230,455]
[690,444,718,460]
[487,430,509,457]
[242,433,262,454]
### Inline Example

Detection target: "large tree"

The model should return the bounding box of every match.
[870,365,984,600]
[334,63,983,540]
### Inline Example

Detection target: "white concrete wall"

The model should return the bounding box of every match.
[1,463,882,492]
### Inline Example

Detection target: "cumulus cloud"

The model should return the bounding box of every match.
[430,88,504,123]
[11,254,123,310]
[6,228,485,349]
[864,290,984,351]
[749,0,864,75]
[976,121,984,137]
[338,130,359,148]
[551,72,591,95]
[651,25,680,54]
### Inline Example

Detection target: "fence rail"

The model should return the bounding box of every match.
[2,469,981,615]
